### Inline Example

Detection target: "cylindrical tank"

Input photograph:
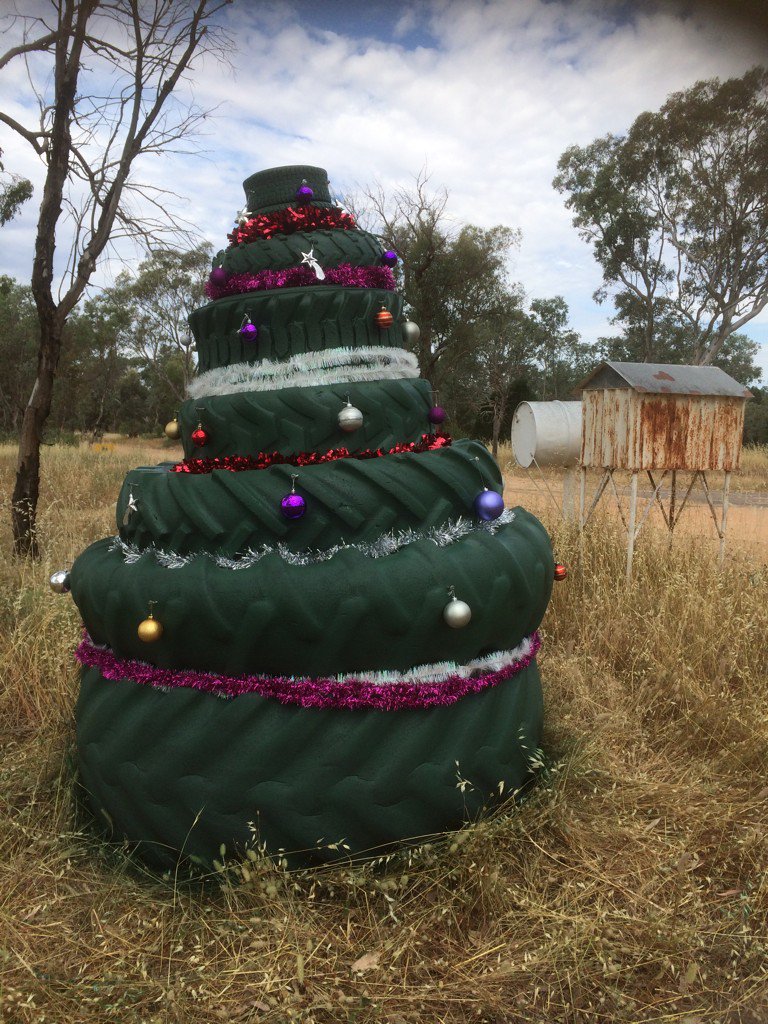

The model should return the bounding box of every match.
[511,401,582,468]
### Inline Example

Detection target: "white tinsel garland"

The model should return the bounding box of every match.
[188,347,419,399]
[112,509,516,572]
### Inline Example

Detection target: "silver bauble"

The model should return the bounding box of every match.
[402,318,421,344]
[338,402,364,432]
[49,570,71,594]
[443,597,472,629]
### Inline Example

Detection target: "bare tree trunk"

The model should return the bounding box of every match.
[11,313,63,555]
[492,387,511,460]
[11,0,88,556]
[3,0,225,556]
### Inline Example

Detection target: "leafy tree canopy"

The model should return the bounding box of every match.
[554,67,768,366]
[0,149,32,225]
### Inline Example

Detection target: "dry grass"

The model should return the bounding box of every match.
[1,442,767,1023]
[496,443,768,561]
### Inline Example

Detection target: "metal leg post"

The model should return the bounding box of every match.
[719,471,731,566]
[626,472,638,581]
[668,469,677,550]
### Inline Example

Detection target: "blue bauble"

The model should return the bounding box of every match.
[474,488,504,522]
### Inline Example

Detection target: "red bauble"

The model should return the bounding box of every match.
[554,563,567,581]
[375,308,393,328]
[191,427,209,447]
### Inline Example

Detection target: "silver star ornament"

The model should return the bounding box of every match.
[122,491,138,527]
[300,247,326,280]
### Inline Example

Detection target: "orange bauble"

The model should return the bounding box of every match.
[553,563,567,581]
[375,307,393,328]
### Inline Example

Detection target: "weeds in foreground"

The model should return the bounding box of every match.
[0,444,767,1023]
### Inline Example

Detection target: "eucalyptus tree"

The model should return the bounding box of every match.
[554,68,768,368]
[352,170,522,388]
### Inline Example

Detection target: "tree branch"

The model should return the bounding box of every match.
[0,31,58,72]
[0,112,49,154]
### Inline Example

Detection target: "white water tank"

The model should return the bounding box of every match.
[511,401,582,468]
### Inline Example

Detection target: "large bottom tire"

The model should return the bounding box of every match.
[76,659,544,870]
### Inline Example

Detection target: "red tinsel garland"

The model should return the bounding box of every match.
[172,433,452,475]
[228,206,357,246]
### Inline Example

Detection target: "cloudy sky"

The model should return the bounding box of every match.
[1,0,767,378]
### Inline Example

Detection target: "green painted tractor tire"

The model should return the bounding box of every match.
[76,658,543,870]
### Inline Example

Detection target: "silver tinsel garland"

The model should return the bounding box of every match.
[112,509,516,571]
[188,347,419,399]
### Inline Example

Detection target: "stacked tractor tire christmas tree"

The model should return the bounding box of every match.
[62,165,556,870]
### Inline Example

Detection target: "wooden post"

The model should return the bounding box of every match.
[626,471,638,581]
[579,465,586,531]
[719,471,731,566]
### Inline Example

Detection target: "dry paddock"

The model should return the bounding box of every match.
[0,439,766,1024]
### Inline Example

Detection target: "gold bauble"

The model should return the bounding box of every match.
[164,418,181,440]
[137,615,164,643]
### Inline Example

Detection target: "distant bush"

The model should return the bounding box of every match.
[44,428,79,447]
[744,387,768,444]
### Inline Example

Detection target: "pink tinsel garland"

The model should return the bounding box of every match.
[205,263,396,300]
[75,633,541,711]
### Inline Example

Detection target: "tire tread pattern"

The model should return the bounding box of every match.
[76,658,543,869]
[177,378,431,460]
[190,288,403,373]
[70,511,554,678]
[242,165,332,212]
[216,229,384,276]
[116,440,501,555]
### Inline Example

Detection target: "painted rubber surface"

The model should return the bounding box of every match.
[76,658,543,869]
[177,377,431,461]
[190,288,404,373]
[71,509,554,678]
[117,440,501,555]
[242,164,333,213]
[215,228,385,276]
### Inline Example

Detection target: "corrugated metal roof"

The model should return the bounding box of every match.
[574,361,753,398]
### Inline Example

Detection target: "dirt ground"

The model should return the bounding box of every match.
[503,464,768,562]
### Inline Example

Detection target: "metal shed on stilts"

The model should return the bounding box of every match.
[573,361,753,579]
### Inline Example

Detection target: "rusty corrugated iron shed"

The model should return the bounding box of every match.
[574,361,753,399]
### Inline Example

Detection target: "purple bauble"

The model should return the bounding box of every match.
[239,321,258,339]
[295,185,314,201]
[281,492,306,520]
[382,249,398,267]
[474,488,505,522]
[428,405,447,425]
[210,266,228,286]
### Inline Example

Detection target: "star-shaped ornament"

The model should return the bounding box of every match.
[122,491,138,527]
[235,205,252,226]
[300,247,326,280]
